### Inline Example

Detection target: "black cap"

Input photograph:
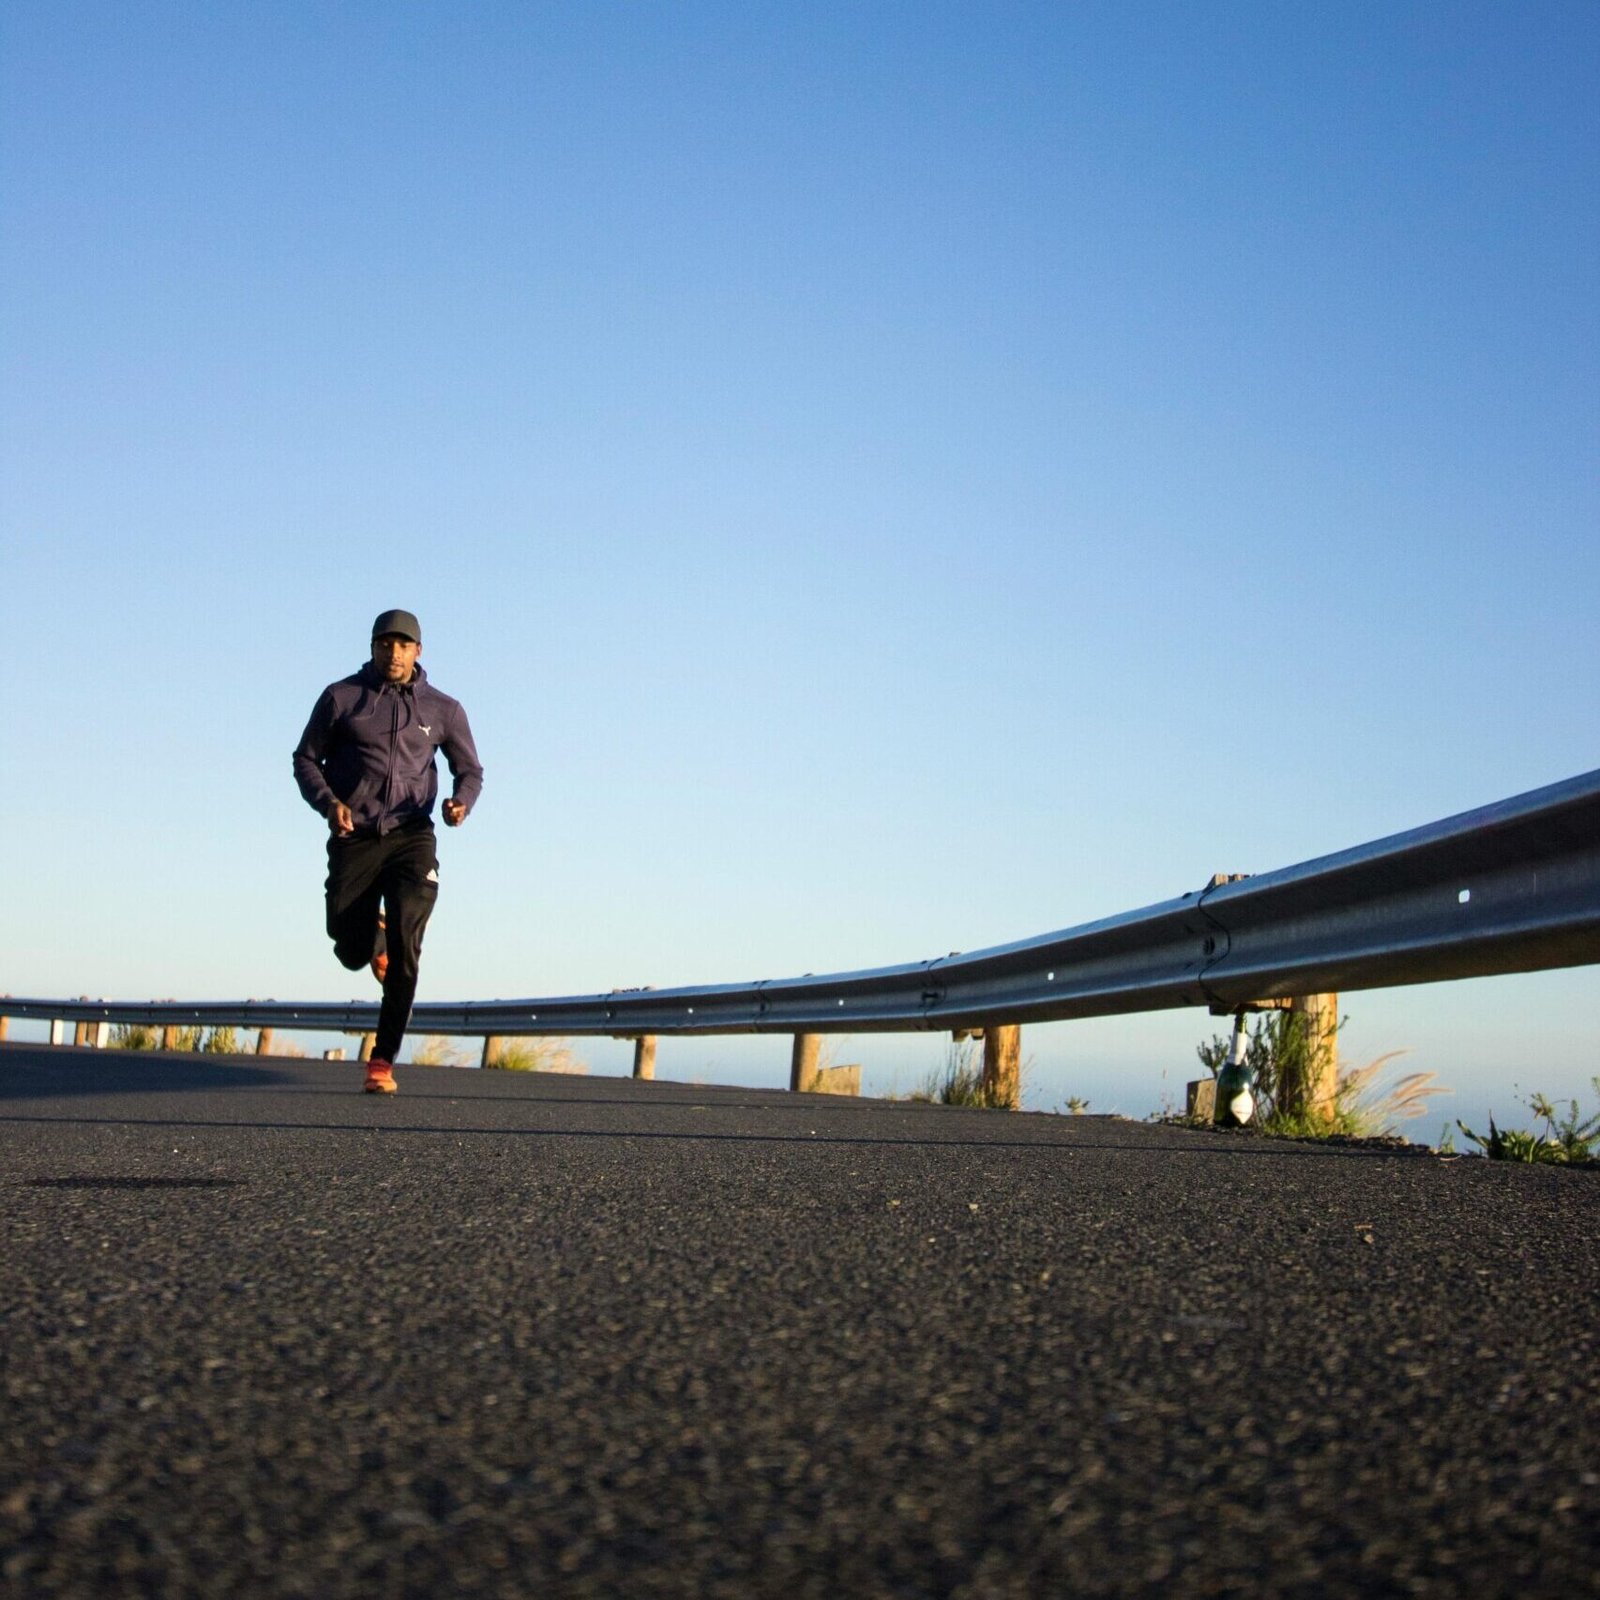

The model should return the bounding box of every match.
[371,609,422,644]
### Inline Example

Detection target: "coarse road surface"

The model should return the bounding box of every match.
[2,1043,1597,1599]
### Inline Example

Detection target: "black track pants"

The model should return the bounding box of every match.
[324,822,439,1064]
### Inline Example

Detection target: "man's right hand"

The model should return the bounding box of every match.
[329,802,355,836]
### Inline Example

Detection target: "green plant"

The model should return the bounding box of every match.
[1455,1117,1552,1162]
[1528,1083,1600,1161]
[108,1024,157,1050]
[1195,1012,1447,1137]
[1064,1096,1090,1114]
[1457,1079,1600,1163]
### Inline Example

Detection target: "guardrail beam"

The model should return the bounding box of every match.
[3,770,1594,1096]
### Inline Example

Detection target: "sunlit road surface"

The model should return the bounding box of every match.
[3,1044,1596,1599]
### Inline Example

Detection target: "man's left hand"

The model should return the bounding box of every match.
[442,799,467,827]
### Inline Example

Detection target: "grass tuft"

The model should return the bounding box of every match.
[908,1040,1009,1109]
[486,1038,588,1075]
[411,1035,474,1068]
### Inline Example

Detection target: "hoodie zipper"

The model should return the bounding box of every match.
[382,683,401,831]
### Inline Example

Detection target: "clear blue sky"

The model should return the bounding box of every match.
[3,2,1595,1132]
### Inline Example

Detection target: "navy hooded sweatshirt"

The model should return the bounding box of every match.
[293,661,483,836]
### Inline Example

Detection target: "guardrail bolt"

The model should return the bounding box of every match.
[1213,1012,1255,1127]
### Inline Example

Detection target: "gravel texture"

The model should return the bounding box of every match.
[2,1044,1597,1598]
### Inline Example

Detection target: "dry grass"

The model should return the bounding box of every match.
[409,1035,475,1067]
[1337,1054,1451,1134]
[115,1026,312,1057]
[1263,1050,1450,1138]
[908,1039,1012,1109]
[487,1037,588,1075]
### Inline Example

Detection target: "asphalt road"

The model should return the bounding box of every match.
[2,1043,1597,1599]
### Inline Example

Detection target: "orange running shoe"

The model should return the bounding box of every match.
[363,1059,398,1094]
[371,913,388,984]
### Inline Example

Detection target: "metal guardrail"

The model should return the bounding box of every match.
[6,768,1599,1040]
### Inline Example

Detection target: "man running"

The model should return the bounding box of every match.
[293,609,484,1093]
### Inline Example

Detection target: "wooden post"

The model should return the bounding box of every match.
[982,1024,1021,1109]
[813,1063,862,1096]
[1289,993,1339,1122]
[50,1020,65,1046]
[0,1015,9,1041]
[255,1028,275,1057]
[790,1033,821,1093]
[480,1036,503,1069]
[161,1024,179,1050]
[358,1032,376,1063]
[632,1036,657,1081]
[94,1022,109,1049]
[74,1020,90,1047]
